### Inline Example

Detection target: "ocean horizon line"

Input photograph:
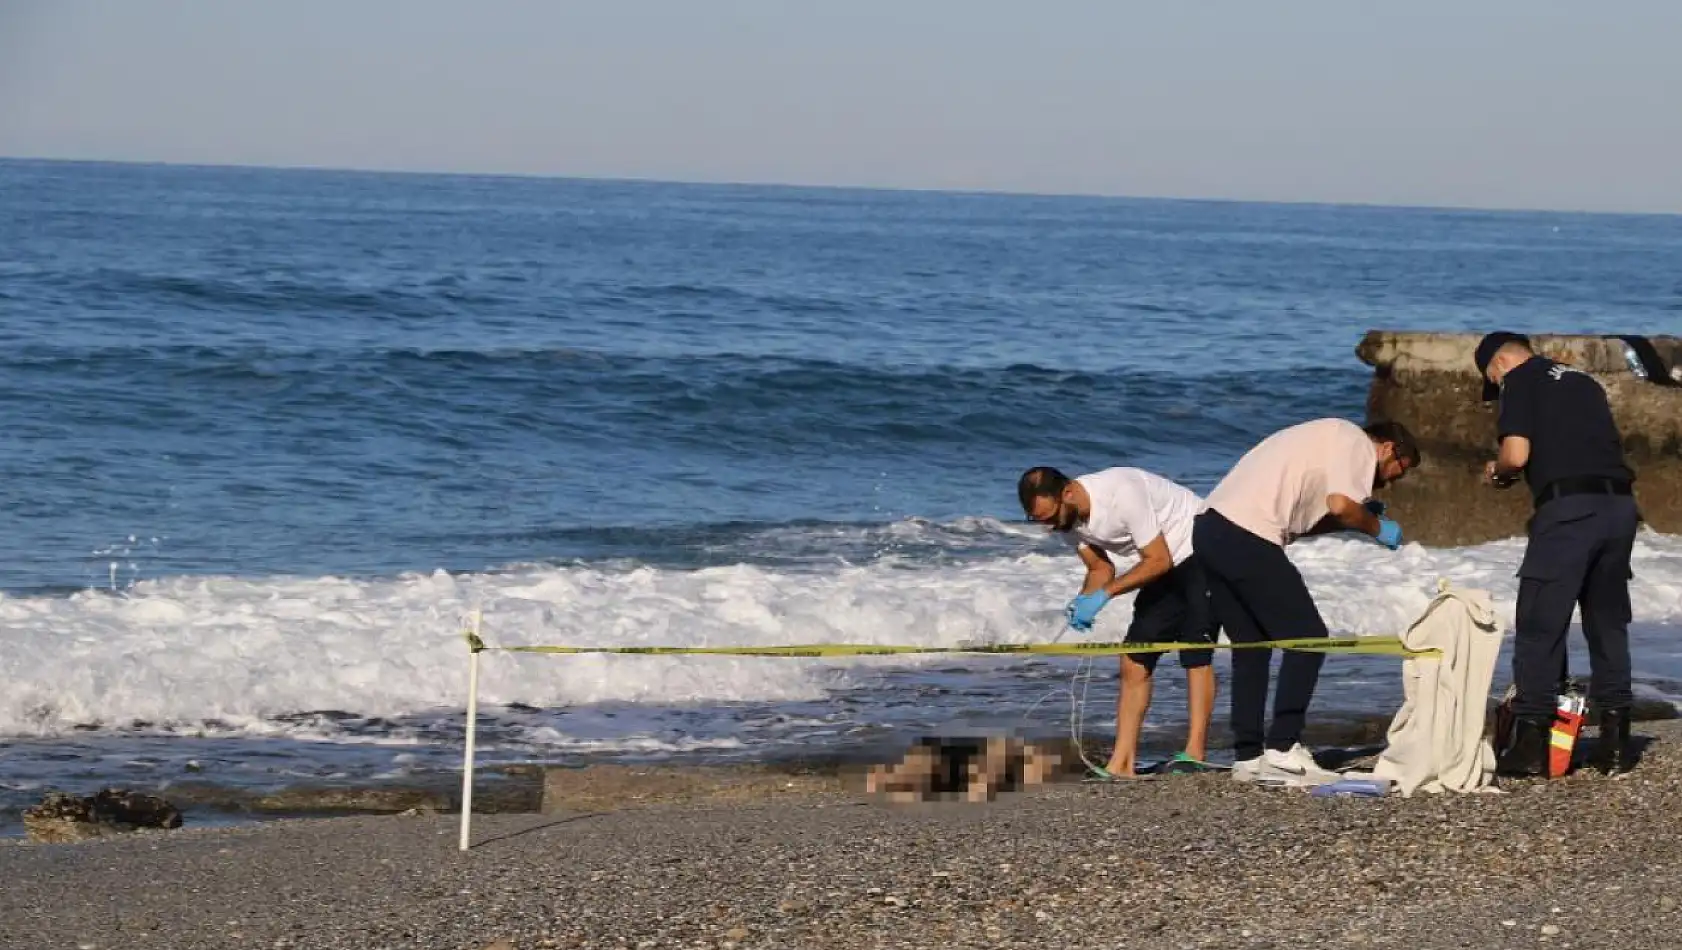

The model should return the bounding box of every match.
[5,152,1679,221]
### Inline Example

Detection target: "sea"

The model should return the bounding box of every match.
[2,157,1681,831]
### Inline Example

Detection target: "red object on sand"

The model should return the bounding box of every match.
[1548,695,1586,778]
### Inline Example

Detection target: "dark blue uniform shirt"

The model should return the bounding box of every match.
[1496,356,1632,495]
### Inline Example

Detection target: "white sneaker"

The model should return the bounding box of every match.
[1230,755,1266,783]
[1259,744,1339,785]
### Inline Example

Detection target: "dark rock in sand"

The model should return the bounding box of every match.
[93,788,184,829]
[22,788,183,843]
[1357,331,1682,545]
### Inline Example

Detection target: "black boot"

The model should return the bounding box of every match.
[1496,717,1550,777]
[1590,707,1632,775]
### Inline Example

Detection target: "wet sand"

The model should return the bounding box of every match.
[4,722,1680,950]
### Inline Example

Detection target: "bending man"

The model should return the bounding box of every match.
[1019,465,1217,777]
[1191,419,1418,784]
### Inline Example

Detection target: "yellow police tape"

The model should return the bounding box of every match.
[463,631,1437,659]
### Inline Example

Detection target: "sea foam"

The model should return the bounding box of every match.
[3,526,1680,738]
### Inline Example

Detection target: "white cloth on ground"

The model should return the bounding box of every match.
[1359,581,1502,796]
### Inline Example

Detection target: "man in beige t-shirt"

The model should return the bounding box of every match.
[1191,418,1419,785]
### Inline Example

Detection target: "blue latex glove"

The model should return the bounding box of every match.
[1363,499,1388,517]
[1376,517,1404,550]
[1065,589,1112,630]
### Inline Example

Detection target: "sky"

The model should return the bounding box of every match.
[2,1,1680,213]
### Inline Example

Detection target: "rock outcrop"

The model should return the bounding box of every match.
[22,789,184,844]
[1356,331,1682,546]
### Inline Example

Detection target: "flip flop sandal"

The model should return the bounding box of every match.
[1160,753,1227,774]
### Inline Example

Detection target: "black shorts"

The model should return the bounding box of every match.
[1124,554,1217,671]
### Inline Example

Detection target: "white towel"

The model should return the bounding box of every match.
[1363,582,1503,796]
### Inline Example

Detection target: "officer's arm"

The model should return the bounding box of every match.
[1075,543,1117,595]
[1324,493,1383,538]
[1491,371,1535,486]
[1492,435,1531,481]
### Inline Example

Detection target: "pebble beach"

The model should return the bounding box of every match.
[4,719,1679,950]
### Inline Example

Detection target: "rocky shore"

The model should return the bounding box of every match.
[1357,331,1682,546]
[4,719,1681,950]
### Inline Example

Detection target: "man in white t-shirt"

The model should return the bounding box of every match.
[1017,465,1218,778]
[1191,418,1418,786]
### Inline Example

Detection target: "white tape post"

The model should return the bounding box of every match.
[458,610,482,852]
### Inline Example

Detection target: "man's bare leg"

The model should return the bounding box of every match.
[1182,664,1215,761]
[1106,655,1154,776]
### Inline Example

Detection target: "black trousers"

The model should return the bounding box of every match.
[1125,554,1217,673]
[1512,493,1639,719]
[1192,509,1329,760]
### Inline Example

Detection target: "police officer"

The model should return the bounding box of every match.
[1475,331,1639,776]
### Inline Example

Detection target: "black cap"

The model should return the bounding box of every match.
[1473,331,1530,402]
